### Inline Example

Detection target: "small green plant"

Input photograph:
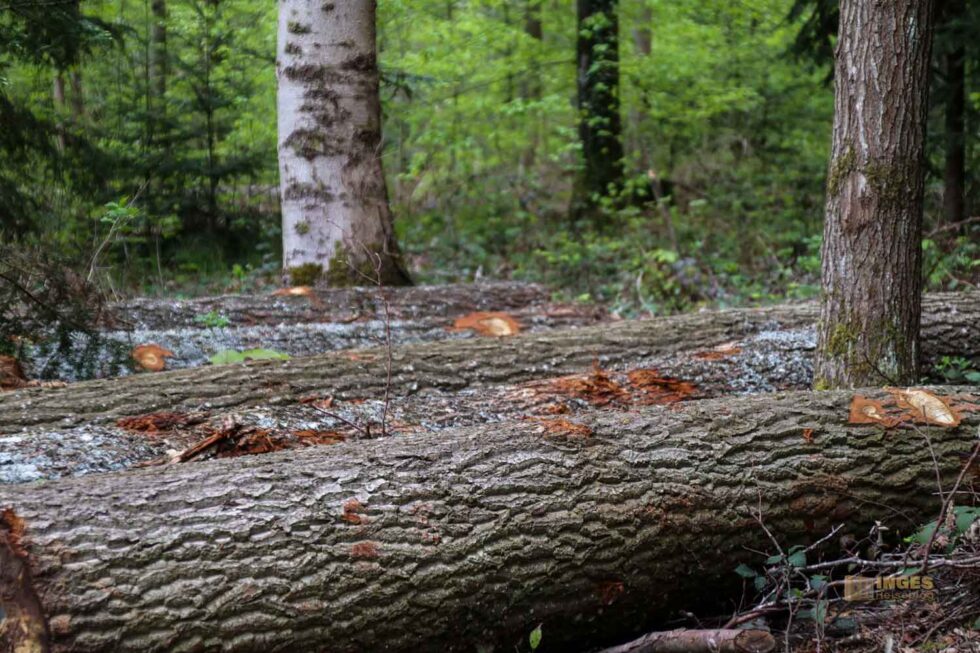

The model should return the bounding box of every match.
[528,624,542,651]
[905,506,980,552]
[209,348,290,365]
[194,310,231,329]
[933,355,980,384]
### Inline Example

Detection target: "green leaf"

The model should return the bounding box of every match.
[787,550,807,568]
[734,563,757,579]
[753,576,766,592]
[529,625,542,651]
[209,348,290,365]
[809,575,827,591]
[765,554,783,565]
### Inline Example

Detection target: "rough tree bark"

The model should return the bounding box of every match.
[1,292,976,432]
[815,0,936,388]
[277,0,410,286]
[570,0,624,224]
[1,390,977,653]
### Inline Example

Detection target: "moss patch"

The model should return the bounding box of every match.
[288,263,323,286]
[827,145,856,196]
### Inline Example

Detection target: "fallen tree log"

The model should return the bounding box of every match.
[1,389,977,652]
[1,292,976,432]
[0,327,816,483]
[107,281,553,329]
[19,303,605,383]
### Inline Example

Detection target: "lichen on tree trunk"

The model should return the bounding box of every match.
[276,0,411,287]
[815,0,936,389]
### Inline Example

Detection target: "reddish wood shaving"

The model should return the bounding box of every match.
[116,411,197,433]
[350,541,380,559]
[535,418,593,439]
[626,369,697,405]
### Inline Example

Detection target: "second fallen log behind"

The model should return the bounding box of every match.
[1,389,976,652]
[1,291,976,432]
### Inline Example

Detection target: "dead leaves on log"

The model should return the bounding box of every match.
[848,389,976,429]
[451,311,522,337]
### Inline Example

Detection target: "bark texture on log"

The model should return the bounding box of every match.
[1,390,977,653]
[1,293,976,432]
[0,326,816,483]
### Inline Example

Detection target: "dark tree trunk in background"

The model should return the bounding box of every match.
[942,0,966,228]
[520,0,543,170]
[815,0,936,389]
[571,0,624,225]
[1,390,976,653]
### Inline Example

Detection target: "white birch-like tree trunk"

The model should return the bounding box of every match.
[276,0,411,286]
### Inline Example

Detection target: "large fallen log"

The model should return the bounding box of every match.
[1,389,977,652]
[107,281,553,329]
[20,282,603,383]
[1,292,976,432]
[19,303,605,383]
[0,327,816,483]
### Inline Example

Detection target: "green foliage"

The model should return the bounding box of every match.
[194,311,231,329]
[905,507,980,552]
[2,0,978,303]
[208,348,290,365]
[933,356,980,384]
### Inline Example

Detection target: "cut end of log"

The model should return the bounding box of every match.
[131,344,174,372]
[452,311,522,336]
[272,286,315,298]
[0,509,50,653]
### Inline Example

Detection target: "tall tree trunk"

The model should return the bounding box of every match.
[277,0,411,287]
[1,390,976,653]
[52,72,67,151]
[942,0,966,228]
[149,0,167,110]
[68,70,84,119]
[814,0,936,389]
[570,0,624,226]
[520,0,543,170]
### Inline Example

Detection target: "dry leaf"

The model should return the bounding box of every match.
[132,344,174,372]
[452,311,521,337]
[0,355,27,390]
[848,395,899,427]
[887,388,962,427]
[272,286,314,297]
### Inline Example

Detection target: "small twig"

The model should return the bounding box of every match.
[920,433,980,573]
[310,405,369,437]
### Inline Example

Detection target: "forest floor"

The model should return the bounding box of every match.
[1,281,978,652]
